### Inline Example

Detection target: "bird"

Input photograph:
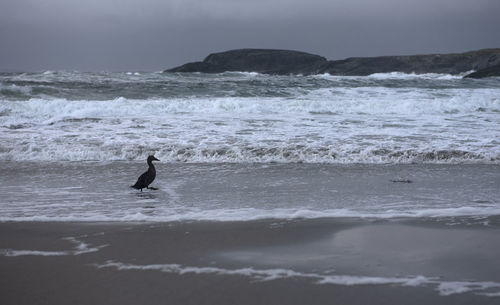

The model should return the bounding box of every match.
[131,155,160,192]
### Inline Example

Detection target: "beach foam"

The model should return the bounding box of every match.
[0,237,107,257]
[97,261,500,297]
[1,206,498,223]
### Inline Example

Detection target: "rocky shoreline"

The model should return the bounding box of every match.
[166,48,500,78]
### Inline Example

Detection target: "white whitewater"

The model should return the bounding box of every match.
[0,71,499,163]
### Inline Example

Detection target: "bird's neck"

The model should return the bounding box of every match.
[147,160,155,169]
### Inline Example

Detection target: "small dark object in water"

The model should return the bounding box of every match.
[390,179,412,183]
[131,155,160,192]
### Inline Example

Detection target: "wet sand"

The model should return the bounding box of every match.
[1,219,500,305]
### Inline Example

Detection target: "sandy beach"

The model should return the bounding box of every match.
[1,162,500,304]
[1,218,500,305]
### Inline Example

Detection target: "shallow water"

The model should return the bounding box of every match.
[1,162,498,223]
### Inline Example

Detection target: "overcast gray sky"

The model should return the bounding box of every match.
[1,0,499,71]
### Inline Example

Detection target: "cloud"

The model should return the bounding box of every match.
[0,0,499,71]
[2,0,497,24]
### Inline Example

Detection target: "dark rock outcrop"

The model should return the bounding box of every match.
[320,49,500,75]
[464,64,500,78]
[166,48,500,76]
[167,49,327,75]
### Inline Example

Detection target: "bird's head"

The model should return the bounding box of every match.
[148,155,160,162]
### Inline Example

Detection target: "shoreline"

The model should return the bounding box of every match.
[1,162,499,223]
[1,219,500,305]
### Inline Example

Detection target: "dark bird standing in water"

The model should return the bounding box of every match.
[131,155,160,192]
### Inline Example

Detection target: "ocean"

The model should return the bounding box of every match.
[1,71,499,163]
[1,71,500,303]
[0,70,499,222]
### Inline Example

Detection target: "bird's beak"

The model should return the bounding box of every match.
[153,157,160,161]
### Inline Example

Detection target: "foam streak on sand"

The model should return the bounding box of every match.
[0,249,68,257]
[0,237,107,257]
[96,261,500,297]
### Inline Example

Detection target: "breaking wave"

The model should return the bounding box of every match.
[2,145,496,163]
[1,71,499,163]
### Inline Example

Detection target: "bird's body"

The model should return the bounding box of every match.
[131,155,159,191]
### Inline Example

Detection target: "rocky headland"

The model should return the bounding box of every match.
[463,64,500,78]
[166,48,500,78]
[167,49,327,75]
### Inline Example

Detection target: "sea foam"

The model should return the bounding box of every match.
[97,261,500,297]
[1,71,499,163]
[1,206,499,223]
[0,95,498,163]
[0,237,107,257]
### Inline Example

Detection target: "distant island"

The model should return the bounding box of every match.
[166,48,500,78]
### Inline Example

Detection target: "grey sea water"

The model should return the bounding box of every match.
[0,162,499,222]
[1,71,499,163]
[0,71,499,222]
